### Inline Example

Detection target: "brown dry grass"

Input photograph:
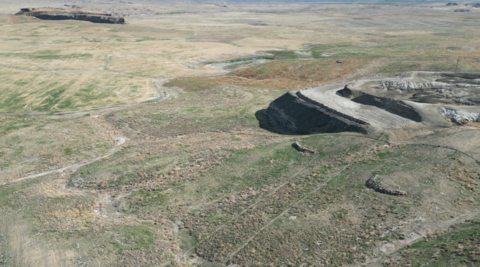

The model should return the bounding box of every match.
[1,1,480,266]
[166,58,373,92]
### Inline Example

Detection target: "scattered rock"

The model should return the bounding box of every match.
[366,175,406,196]
[292,142,316,154]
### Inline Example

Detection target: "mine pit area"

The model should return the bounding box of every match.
[344,72,480,106]
[267,71,480,135]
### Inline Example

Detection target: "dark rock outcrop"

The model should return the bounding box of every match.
[15,8,125,24]
[266,91,371,135]
[339,86,423,122]
[366,175,406,196]
[292,142,316,154]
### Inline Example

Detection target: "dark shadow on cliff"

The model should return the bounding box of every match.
[255,109,296,135]
[255,109,279,134]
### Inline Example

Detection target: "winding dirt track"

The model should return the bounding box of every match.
[9,79,173,184]
[14,135,127,183]
[5,67,233,185]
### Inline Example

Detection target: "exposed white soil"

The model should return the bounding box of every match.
[299,83,416,131]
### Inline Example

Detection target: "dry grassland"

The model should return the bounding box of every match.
[0,114,116,184]
[1,1,480,266]
[1,1,480,113]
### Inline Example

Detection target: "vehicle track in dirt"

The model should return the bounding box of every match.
[12,135,127,183]
[6,79,174,184]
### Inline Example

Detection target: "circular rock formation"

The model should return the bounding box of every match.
[266,72,480,134]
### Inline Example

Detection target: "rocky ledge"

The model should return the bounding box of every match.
[266,72,480,134]
[15,8,125,24]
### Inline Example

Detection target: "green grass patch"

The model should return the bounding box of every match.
[0,180,39,210]
[64,147,75,156]
[0,50,93,60]
[13,80,30,86]
[135,37,156,42]
[0,92,28,111]
[397,220,480,266]
[164,78,223,92]
[109,225,155,253]
[121,189,169,214]
[180,107,204,113]
[35,84,71,111]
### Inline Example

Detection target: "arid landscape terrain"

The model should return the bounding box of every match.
[1,0,480,266]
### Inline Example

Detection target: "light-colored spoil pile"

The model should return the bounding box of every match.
[267,71,480,134]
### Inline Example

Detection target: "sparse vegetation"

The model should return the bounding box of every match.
[1,1,480,266]
[389,220,480,266]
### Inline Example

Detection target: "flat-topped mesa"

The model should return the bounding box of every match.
[266,72,480,134]
[15,8,125,24]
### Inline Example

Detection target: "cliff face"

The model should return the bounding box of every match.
[266,91,371,134]
[15,8,125,24]
[33,14,125,24]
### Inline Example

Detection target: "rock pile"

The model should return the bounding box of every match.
[292,142,316,154]
[365,175,406,196]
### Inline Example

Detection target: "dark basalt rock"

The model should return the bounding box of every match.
[34,14,124,24]
[266,91,371,135]
[292,142,316,154]
[338,86,423,122]
[15,8,125,24]
[366,175,406,196]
